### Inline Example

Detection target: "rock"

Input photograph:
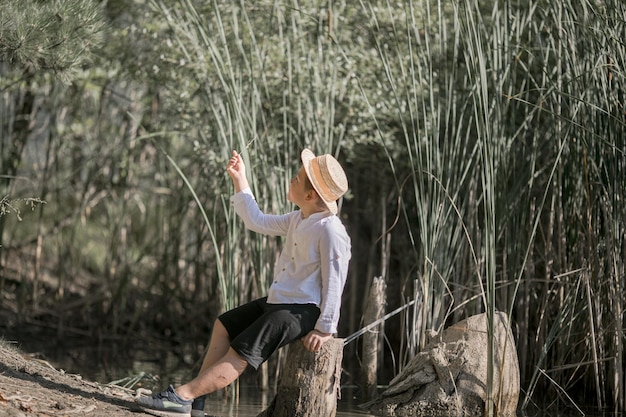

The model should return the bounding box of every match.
[364,312,520,416]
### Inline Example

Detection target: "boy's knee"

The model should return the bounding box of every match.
[227,347,249,370]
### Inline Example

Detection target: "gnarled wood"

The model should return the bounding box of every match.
[363,312,520,416]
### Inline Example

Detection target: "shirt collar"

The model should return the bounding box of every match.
[300,210,332,221]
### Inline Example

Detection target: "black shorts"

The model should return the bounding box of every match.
[218,297,320,370]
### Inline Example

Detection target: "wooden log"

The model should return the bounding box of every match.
[361,276,386,400]
[257,338,344,417]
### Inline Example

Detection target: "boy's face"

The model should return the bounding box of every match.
[288,166,311,207]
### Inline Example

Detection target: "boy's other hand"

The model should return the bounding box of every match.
[302,330,332,352]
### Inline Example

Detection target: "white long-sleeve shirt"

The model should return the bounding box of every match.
[231,188,351,334]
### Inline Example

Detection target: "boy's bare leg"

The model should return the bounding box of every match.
[175,347,248,400]
[198,319,232,373]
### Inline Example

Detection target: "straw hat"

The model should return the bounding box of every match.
[301,149,348,215]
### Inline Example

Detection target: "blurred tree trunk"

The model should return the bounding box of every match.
[0,75,35,268]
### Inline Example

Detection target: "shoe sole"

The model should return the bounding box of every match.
[140,407,191,417]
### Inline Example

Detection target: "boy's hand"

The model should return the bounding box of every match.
[302,330,332,352]
[226,150,249,192]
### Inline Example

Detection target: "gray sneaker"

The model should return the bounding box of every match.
[136,385,192,417]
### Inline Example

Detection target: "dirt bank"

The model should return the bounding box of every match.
[0,341,148,417]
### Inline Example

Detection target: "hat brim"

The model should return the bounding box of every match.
[301,149,338,214]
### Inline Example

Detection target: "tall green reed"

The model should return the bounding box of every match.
[355,0,625,412]
[515,0,625,410]
[150,0,355,318]
[356,0,500,378]
[454,0,499,412]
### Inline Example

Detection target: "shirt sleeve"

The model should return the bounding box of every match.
[315,221,351,334]
[230,188,293,236]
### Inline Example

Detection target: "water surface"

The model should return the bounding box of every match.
[198,387,376,417]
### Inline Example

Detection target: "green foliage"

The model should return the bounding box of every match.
[0,0,105,79]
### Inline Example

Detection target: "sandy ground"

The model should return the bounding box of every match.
[0,342,150,417]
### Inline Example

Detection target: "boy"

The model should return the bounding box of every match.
[137,149,351,417]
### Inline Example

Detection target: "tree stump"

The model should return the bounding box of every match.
[257,338,344,417]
